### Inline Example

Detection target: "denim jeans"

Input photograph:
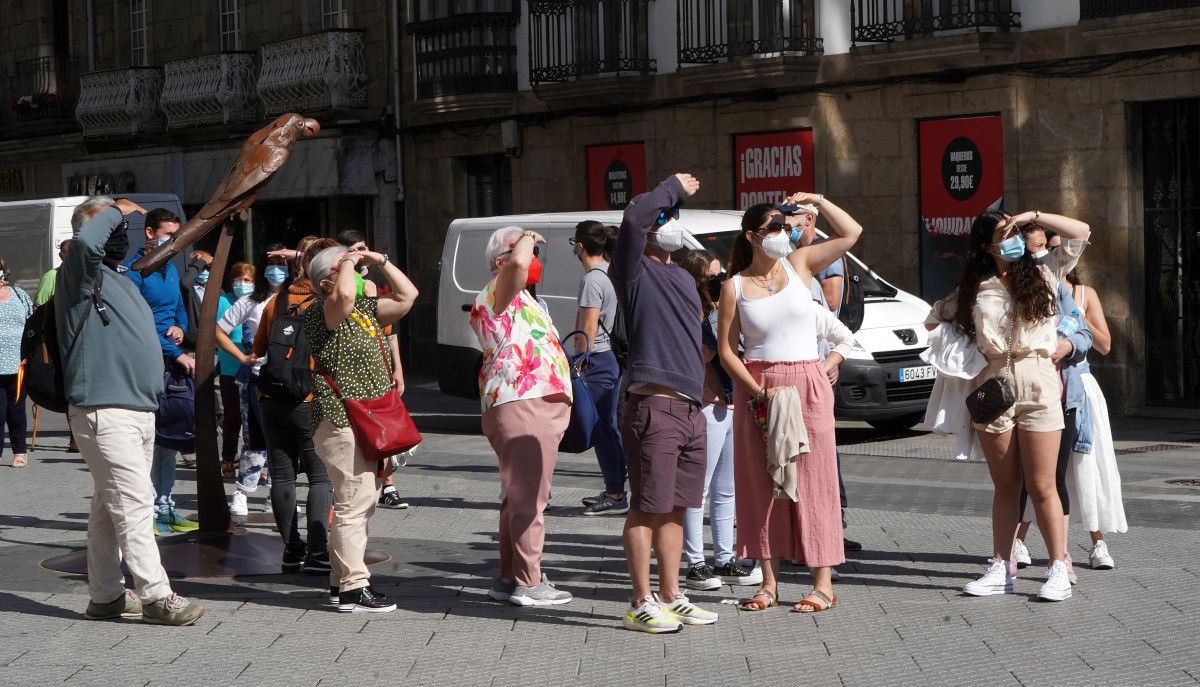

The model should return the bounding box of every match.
[683,404,736,567]
[261,397,332,556]
[150,445,177,517]
[583,350,625,495]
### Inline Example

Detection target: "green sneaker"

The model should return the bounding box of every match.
[622,595,682,634]
[163,510,198,533]
[153,517,173,536]
[661,593,718,625]
[142,593,205,626]
[84,589,141,620]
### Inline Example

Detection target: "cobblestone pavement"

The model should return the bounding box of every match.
[1,381,1198,687]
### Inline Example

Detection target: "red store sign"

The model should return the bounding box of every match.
[586,142,647,211]
[732,129,814,210]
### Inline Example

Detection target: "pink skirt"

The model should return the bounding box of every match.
[734,359,844,568]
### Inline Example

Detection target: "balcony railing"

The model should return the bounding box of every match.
[11,55,78,122]
[257,29,367,114]
[529,0,655,85]
[1080,0,1200,19]
[160,52,258,128]
[678,0,822,64]
[852,0,1020,45]
[409,13,519,99]
[75,67,166,137]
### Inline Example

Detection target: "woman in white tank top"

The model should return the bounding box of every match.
[717,193,862,614]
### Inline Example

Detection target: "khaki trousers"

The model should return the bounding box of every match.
[68,405,173,604]
[481,396,570,587]
[314,420,380,592]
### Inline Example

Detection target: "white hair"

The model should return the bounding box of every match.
[485,225,525,275]
[71,195,115,232]
[307,246,348,286]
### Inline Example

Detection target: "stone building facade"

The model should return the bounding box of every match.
[400,0,1200,415]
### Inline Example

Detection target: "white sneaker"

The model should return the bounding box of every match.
[743,560,763,586]
[1089,541,1115,570]
[963,559,1015,596]
[1012,538,1032,568]
[230,491,248,517]
[661,593,718,626]
[1038,560,1072,601]
[623,595,683,634]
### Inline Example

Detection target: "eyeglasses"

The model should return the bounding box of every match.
[568,237,579,246]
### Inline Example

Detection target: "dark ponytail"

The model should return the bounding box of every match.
[730,203,775,276]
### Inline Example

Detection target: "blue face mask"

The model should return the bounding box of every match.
[155,236,170,247]
[996,234,1026,263]
[196,269,210,285]
[789,227,803,247]
[232,282,254,298]
[264,265,288,286]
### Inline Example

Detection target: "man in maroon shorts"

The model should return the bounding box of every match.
[609,173,718,633]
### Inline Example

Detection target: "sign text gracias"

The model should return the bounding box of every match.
[733,129,814,209]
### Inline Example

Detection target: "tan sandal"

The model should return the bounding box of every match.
[740,588,778,611]
[10,453,27,468]
[792,589,837,613]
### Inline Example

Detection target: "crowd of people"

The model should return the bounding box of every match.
[0,179,1126,629]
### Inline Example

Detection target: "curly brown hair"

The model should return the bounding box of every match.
[951,211,1056,340]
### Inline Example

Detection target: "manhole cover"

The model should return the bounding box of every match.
[1165,478,1200,487]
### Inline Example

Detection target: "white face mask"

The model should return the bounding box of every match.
[758,231,793,260]
[650,219,687,252]
[1031,249,1049,260]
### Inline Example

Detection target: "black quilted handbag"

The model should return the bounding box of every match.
[965,311,1016,425]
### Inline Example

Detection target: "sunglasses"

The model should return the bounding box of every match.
[656,202,683,226]
[758,221,789,235]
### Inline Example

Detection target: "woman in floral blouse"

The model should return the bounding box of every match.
[303,245,418,613]
[469,226,573,607]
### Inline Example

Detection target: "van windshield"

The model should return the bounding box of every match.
[685,230,898,298]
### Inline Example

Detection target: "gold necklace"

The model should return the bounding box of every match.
[748,263,780,293]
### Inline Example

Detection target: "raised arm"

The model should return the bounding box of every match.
[611,174,695,289]
[491,230,543,315]
[784,193,863,278]
[1006,210,1090,242]
[323,252,364,330]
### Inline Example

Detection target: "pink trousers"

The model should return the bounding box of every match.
[481,395,571,587]
[733,360,844,568]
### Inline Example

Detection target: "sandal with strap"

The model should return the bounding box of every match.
[739,588,778,611]
[792,589,837,613]
[10,453,27,468]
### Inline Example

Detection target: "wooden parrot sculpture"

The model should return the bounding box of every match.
[131,113,320,275]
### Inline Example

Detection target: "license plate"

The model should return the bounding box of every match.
[898,365,935,383]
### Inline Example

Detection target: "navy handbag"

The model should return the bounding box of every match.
[558,330,599,454]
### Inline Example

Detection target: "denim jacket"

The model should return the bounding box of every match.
[1056,284,1093,455]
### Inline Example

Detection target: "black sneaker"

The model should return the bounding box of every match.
[684,562,722,591]
[303,552,332,575]
[281,547,305,573]
[581,491,605,507]
[328,586,339,606]
[713,559,763,586]
[581,493,629,516]
[378,488,408,509]
[337,586,396,613]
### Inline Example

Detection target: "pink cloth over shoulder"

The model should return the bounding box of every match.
[734,359,844,568]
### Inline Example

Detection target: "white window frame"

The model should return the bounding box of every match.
[220,0,242,51]
[322,0,348,29]
[130,0,148,66]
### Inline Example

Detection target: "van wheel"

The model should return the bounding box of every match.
[866,413,923,433]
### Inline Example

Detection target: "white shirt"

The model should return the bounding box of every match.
[218,295,271,373]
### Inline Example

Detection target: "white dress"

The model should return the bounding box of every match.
[1065,285,1128,534]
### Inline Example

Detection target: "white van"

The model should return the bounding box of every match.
[0,194,189,291]
[438,210,934,430]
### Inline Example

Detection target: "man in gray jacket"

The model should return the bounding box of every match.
[56,196,205,626]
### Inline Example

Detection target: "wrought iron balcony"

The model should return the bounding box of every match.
[10,55,78,123]
[160,52,258,128]
[1080,0,1200,19]
[409,13,519,99]
[678,0,822,64]
[75,67,166,137]
[257,29,367,114]
[852,0,1020,45]
[529,0,656,85]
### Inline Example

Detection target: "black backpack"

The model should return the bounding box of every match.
[21,301,68,413]
[838,256,866,333]
[587,266,629,371]
[258,294,316,401]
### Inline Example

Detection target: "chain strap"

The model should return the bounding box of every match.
[1002,307,1015,382]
